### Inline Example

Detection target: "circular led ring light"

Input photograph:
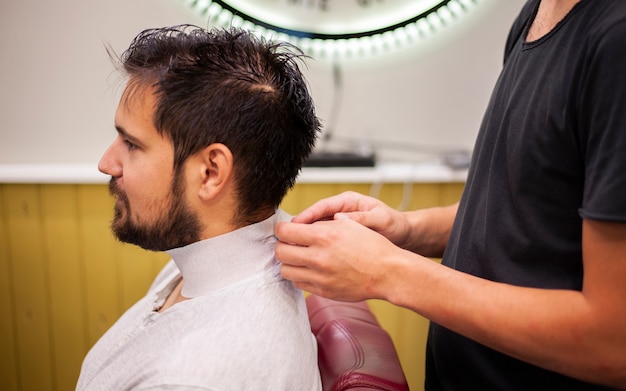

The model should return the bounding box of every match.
[182,0,480,59]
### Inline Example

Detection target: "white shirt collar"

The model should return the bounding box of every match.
[166,209,290,298]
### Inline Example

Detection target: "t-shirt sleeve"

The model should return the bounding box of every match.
[578,17,626,223]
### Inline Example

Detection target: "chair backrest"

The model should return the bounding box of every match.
[306,294,410,391]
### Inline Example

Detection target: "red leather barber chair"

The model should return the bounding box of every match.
[306,294,410,391]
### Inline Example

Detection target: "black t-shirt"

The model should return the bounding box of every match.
[426,0,626,389]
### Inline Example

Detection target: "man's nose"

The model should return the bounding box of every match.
[98,141,122,177]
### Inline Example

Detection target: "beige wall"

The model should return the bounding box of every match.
[1,0,525,164]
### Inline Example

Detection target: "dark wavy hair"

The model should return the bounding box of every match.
[115,25,320,224]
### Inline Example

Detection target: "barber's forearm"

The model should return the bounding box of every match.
[382,256,626,388]
[398,203,458,257]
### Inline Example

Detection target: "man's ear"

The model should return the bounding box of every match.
[197,143,233,201]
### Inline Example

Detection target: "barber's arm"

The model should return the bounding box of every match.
[382,219,626,388]
[276,198,626,387]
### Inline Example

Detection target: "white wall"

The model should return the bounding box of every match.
[0,0,526,165]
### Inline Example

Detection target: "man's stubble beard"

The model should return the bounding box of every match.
[108,173,202,251]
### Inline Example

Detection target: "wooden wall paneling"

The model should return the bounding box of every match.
[3,184,54,391]
[76,185,122,347]
[281,183,326,215]
[367,299,427,390]
[331,183,371,198]
[0,185,20,391]
[440,183,465,206]
[40,184,88,390]
[117,244,167,311]
[150,252,171,285]
[393,305,431,391]
[411,183,445,210]
[0,181,463,391]
[371,182,404,210]
[371,183,449,390]
[282,182,374,216]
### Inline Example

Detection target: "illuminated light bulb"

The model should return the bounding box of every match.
[393,27,408,46]
[447,0,464,16]
[438,7,455,25]
[380,31,394,50]
[216,9,232,26]
[230,15,244,28]
[458,0,476,10]
[241,20,256,32]
[311,39,325,58]
[404,23,421,43]
[207,2,222,18]
[345,38,360,58]
[427,12,444,31]
[298,37,312,54]
[416,18,432,38]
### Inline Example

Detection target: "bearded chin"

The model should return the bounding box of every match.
[109,177,202,251]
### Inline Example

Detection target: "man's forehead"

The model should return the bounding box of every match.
[119,80,157,111]
[114,84,162,140]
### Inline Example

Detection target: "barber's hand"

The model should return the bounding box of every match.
[291,191,410,248]
[275,216,403,302]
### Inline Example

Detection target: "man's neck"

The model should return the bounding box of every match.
[158,278,189,313]
[526,0,581,42]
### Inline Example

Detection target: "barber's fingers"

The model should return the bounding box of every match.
[276,242,332,295]
[334,211,373,226]
[274,223,331,269]
[280,269,335,300]
[279,262,320,286]
[278,252,352,301]
[291,198,347,223]
[275,239,316,268]
[275,219,343,247]
[275,221,314,247]
[291,191,374,224]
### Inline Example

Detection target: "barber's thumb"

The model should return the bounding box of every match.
[334,212,364,223]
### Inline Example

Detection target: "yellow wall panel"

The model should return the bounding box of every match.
[117,244,169,310]
[368,299,429,389]
[40,185,89,391]
[3,185,54,391]
[410,184,443,210]
[0,185,19,391]
[281,183,329,215]
[282,183,375,216]
[1,181,463,391]
[440,182,465,206]
[76,185,122,347]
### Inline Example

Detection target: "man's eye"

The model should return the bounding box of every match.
[124,140,137,150]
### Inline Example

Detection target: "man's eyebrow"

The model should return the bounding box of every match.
[115,125,143,146]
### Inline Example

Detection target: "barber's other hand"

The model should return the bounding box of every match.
[290,191,410,248]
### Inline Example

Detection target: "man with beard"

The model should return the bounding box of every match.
[76,26,322,390]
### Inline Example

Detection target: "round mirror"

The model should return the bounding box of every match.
[183,0,479,58]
